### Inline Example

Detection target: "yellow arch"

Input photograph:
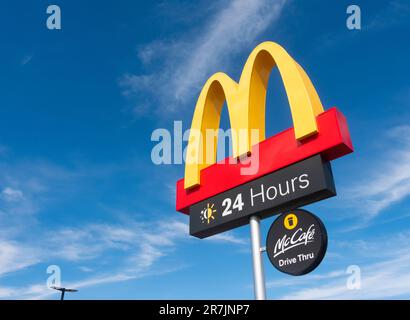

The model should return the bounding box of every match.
[184,41,324,189]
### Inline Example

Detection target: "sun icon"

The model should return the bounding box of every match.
[200,203,217,224]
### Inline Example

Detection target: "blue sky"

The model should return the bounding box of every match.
[0,0,410,299]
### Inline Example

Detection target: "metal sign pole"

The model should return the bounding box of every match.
[250,215,266,300]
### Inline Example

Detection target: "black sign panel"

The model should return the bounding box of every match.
[189,155,336,238]
[266,209,327,275]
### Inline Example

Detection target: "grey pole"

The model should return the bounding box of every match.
[250,215,266,300]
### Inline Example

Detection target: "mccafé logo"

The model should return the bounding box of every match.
[176,41,353,217]
[273,224,316,258]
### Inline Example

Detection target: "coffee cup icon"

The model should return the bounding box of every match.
[287,216,294,227]
[284,213,298,230]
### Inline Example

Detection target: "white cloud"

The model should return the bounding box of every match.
[277,232,410,299]
[366,0,410,31]
[21,54,33,66]
[45,223,165,262]
[1,187,24,202]
[0,157,141,237]
[0,287,18,298]
[120,0,288,115]
[20,266,186,300]
[0,220,182,299]
[280,253,410,299]
[266,270,345,289]
[157,219,247,244]
[0,217,245,299]
[0,240,39,277]
[0,159,82,236]
[344,126,410,219]
[206,232,247,245]
[78,266,93,273]
[0,152,247,298]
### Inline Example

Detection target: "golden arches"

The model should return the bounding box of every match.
[184,41,324,189]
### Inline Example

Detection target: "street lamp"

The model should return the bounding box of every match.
[50,286,78,300]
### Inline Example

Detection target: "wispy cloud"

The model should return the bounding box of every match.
[266,270,345,289]
[345,126,410,220]
[120,0,288,115]
[280,253,410,299]
[206,232,247,245]
[41,219,191,265]
[23,265,186,300]
[0,240,39,277]
[78,266,93,273]
[0,219,185,299]
[277,232,410,299]
[1,187,24,202]
[20,54,33,66]
[0,155,148,237]
[0,147,247,299]
[0,218,245,299]
[0,159,82,237]
[366,0,410,31]
[314,0,410,51]
[157,219,247,245]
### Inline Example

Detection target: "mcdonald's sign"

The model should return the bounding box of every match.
[176,41,353,237]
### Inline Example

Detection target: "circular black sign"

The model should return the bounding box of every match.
[266,209,327,276]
